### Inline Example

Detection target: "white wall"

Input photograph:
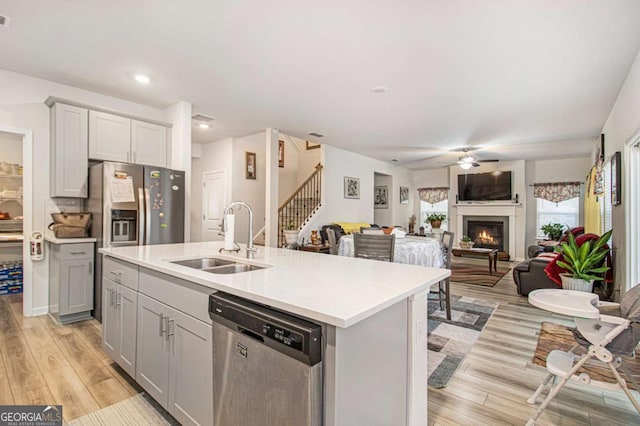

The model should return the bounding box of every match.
[602,47,640,295]
[525,157,591,251]
[373,173,393,226]
[302,144,413,241]
[190,138,233,241]
[231,132,267,244]
[0,131,23,164]
[0,69,190,316]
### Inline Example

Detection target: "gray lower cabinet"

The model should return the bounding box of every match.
[136,293,213,426]
[102,277,138,378]
[49,242,94,324]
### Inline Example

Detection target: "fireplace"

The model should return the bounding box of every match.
[463,215,509,258]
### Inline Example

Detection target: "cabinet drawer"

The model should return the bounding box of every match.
[103,256,139,290]
[60,243,94,260]
[139,268,211,324]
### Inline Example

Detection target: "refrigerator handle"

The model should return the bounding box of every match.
[144,188,151,245]
[138,187,145,245]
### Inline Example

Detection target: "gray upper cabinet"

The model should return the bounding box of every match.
[131,120,167,168]
[89,111,132,163]
[50,103,89,197]
[89,112,167,167]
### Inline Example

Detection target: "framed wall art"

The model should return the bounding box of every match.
[344,177,360,199]
[278,140,285,168]
[306,141,321,150]
[374,186,388,209]
[399,186,409,204]
[611,151,621,205]
[245,152,256,179]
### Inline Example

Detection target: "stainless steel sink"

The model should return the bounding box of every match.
[203,264,265,274]
[171,257,235,269]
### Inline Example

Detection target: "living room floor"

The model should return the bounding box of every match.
[435,257,640,425]
[0,259,639,425]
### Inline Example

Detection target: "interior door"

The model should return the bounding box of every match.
[202,170,226,241]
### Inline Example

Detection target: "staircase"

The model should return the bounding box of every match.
[278,164,323,247]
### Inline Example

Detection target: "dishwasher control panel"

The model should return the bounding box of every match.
[209,292,322,366]
[262,324,303,350]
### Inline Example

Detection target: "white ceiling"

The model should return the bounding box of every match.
[1,1,639,170]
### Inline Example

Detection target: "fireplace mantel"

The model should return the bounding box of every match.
[453,203,521,260]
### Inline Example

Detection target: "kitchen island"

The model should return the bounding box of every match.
[99,241,449,426]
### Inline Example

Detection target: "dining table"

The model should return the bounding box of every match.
[338,234,444,268]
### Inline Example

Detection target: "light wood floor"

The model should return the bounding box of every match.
[1,260,639,425]
[430,258,640,426]
[0,293,142,422]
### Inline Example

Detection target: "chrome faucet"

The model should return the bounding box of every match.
[222,201,256,259]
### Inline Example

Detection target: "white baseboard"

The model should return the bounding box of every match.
[29,306,49,317]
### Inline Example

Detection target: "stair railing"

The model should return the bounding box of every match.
[278,164,323,247]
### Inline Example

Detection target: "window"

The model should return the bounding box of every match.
[536,197,579,239]
[420,199,448,231]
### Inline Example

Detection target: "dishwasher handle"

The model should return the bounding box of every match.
[239,327,264,342]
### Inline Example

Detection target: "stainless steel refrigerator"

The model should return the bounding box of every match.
[88,162,185,321]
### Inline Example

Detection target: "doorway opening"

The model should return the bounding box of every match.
[0,126,33,317]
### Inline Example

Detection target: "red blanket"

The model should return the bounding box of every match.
[544,233,613,286]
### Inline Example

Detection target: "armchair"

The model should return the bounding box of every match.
[513,255,560,296]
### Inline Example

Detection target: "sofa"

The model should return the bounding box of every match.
[512,254,560,296]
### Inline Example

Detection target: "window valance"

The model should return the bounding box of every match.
[417,187,449,204]
[533,182,581,204]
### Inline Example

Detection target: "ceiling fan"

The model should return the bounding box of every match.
[453,148,499,169]
[457,148,480,169]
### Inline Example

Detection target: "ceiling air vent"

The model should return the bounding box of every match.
[0,15,11,27]
[191,113,214,122]
[308,132,324,138]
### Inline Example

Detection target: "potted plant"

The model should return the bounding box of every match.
[459,236,474,249]
[283,220,299,246]
[555,229,612,293]
[541,223,565,241]
[426,213,446,229]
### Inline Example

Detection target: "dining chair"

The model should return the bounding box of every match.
[353,233,395,262]
[326,228,338,255]
[431,231,454,319]
[526,284,640,425]
[360,227,385,235]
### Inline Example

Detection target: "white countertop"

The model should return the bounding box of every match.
[100,241,450,328]
[45,236,97,244]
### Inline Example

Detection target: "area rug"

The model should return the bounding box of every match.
[449,260,511,287]
[67,393,178,425]
[532,322,640,390]
[427,295,498,388]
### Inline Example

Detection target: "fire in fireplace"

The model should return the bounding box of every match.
[467,220,504,251]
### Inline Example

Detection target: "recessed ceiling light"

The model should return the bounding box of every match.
[0,15,11,27]
[132,73,150,84]
[371,85,388,93]
[198,123,210,129]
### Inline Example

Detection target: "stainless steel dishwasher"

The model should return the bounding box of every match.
[208,292,323,426]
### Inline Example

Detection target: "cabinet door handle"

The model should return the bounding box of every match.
[70,251,86,255]
[109,288,115,307]
[159,313,165,336]
[132,152,136,163]
[115,291,122,307]
[168,318,175,354]
[164,316,170,340]
[127,151,130,162]
[88,261,92,276]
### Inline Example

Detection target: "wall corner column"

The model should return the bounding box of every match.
[265,128,279,247]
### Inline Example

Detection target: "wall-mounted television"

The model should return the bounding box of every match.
[457,171,512,201]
